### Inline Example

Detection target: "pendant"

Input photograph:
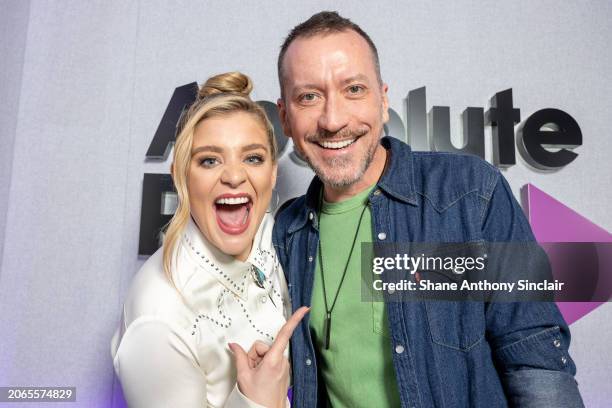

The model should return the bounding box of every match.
[324,312,331,349]
[253,267,277,307]
[252,267,266,289]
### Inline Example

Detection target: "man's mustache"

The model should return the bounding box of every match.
[306,126,368,142]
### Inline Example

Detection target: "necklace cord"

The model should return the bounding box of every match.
[318,202,369,314]
[318,193,369,349]
[317,149,388,349]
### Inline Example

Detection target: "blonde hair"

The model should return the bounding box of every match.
[162,71,276,287]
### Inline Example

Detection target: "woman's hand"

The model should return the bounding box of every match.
[229,306,310,408]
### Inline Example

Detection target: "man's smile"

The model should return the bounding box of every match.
[315,137,358,150]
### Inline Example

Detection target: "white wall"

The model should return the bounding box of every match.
[0,1,610,407]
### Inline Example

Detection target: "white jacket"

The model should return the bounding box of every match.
[111,214,289,407]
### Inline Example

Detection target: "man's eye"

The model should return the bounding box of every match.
[245,155,264,165]
[348,85,364,94]
[199,157,218,167]
[300,93,317,102]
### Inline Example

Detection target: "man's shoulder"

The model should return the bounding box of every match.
[273,195,307,233]
[411,150,499,176]
[410,150,502,207]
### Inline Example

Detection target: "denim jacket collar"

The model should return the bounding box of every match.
[378,136,418,206]
[287,136,418,235]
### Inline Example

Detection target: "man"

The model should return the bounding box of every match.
[272,11,584,408]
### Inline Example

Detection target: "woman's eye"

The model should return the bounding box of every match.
[199,157,218,167]
[245,155,264,165]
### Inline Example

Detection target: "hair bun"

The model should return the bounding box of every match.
[198,71,253,100]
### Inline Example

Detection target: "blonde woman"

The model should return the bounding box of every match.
[111,72,307,408]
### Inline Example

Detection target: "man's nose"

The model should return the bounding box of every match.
[220,162,247,188]
[317,94,349,134]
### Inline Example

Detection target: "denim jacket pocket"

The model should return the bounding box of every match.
[425,301,485,351]
[415,242,487,350]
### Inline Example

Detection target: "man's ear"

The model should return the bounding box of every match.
[381,83,390,124]
[277,98,292,138]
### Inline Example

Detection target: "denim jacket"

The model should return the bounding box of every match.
[272,137,583,408]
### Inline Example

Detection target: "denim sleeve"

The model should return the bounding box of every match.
[481,174,584,407]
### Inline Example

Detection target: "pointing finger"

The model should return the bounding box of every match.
[269,306,310,356]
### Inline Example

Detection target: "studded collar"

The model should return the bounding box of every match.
[181,214,277,300]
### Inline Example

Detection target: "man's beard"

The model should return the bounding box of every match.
[297,126,378,189]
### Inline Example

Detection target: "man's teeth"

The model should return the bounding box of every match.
[215,196,250,205]
[318,138,356,149]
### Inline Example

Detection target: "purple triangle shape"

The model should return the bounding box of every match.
[522,183,612,324]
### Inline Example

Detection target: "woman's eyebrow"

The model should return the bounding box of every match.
[191,145,223,156]
[191,144,268,156]
[242,143,268,152]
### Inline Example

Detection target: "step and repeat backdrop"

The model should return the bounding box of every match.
[1,1,611,407]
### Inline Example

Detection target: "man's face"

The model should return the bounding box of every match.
[278,30,389,189]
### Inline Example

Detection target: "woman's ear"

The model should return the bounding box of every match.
[170,162,175,181]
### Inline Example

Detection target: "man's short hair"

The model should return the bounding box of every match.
[277,11,382,97]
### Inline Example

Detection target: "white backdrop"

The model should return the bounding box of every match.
[1,1,611,407]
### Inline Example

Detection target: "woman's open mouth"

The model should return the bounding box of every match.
[214,194,253,235]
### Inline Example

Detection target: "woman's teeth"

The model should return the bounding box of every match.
[318,138,356,149]
[215,196,250,205]
[214,196,251,231]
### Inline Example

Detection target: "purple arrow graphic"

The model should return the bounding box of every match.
[522,183,612,324]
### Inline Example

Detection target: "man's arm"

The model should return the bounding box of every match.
[482,174,584,407]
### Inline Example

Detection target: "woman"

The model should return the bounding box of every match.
[111,72,307,408]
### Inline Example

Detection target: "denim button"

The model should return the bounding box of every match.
[388,287,395,294]
[309,212,314,220]
[308,256,314,262]
[561,356,567,365]
[553,339,561,348]
[305,358,312,366]
[373,189,381,196]
[395,344,404,354]
[378,232,387,240]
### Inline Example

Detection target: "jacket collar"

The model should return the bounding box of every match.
[288,136,417,234]
[378,136,418,205]
[181,214,277,299]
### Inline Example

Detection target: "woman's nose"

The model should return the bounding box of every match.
[220,163,247,188]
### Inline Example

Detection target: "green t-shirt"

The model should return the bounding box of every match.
[310,184,401,408]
